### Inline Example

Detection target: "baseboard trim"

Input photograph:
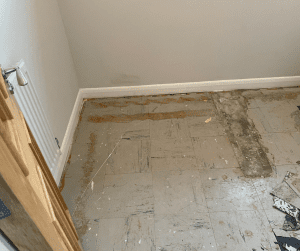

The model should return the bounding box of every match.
[54,76,300,183]
[54,90,84,184]
[81,76,300,99]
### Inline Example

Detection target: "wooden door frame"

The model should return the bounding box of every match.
[0,66,82,250]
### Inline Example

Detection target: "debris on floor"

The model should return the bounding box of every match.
[270,172,300,228]
[205,117,211,123]
[283,215,300,231]
[270,171,300,249]
[272,196,300,225]
[271,171,300,209]
[283,243,299,251]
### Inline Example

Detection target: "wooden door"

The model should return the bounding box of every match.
[0,67,82,251]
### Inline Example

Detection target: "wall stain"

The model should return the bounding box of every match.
[88,109,215,123]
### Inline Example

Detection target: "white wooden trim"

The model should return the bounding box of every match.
[81,76,300,99]
[55,76,300,183]
[54,90,84,184]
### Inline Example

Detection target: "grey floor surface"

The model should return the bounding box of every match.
[61,87,300,251]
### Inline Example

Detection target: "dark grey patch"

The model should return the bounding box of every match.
[239,230,246,242]
[274,235,300,251]
[193,221,205,229]
[291,110,300,131]
[212,93,272,178]
[141,210,154,214]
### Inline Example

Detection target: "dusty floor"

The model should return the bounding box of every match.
[61,87,300,250]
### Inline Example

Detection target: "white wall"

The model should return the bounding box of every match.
[57,0,300,88]
[0,0,79,144]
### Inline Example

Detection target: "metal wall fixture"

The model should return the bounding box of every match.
[1,65,28,94]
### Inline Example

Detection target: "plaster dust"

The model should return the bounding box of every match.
[60,87,300,250]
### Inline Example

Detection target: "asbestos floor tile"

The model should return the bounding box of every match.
[252,165,300,210]
[97,215,155,251]
[247,108,274,135]
[106,139,150,175]
[154,213,217,251]
[106,120,150,142]
[61,88,300,249]
[150,138,195,158]
[259,105,298,133]
[248,102,298,133]
[260,132,300,165]
[187,116,226,137]
[80,220,100,251]
[210,210,278,251]
[96,173,154,219]
[152,170,208,215]
[150,119,190,140]
[199,168,262,212]
[192,136,239,169]
[150,156,198,172]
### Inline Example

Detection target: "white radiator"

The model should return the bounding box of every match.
[7,60,61,174]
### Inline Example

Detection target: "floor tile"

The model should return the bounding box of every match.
[210,211,278,251]
[150,139,195,158]
[248,100,298,134]
[61,88,300,248]
[187,116,225,137]
[259,104,298,133]
[154,213,217,251]
[247,108,273,135]
[80,221,99,250]
[150,156,198,172]
[96,173,154,218]
[153,170,207,215]
[105,120,150,142]
[150,119,190,140]
[260,132,300,165]
[98,215,155,251]
[199,168,262,212]
[106,139,140,175]
[192,136,239,169]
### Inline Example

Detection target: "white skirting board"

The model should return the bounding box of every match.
[54,76,300,184]
[53,90,84,184]
[80,76,300,99]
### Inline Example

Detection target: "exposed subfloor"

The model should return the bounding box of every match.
[60,87,300,250]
